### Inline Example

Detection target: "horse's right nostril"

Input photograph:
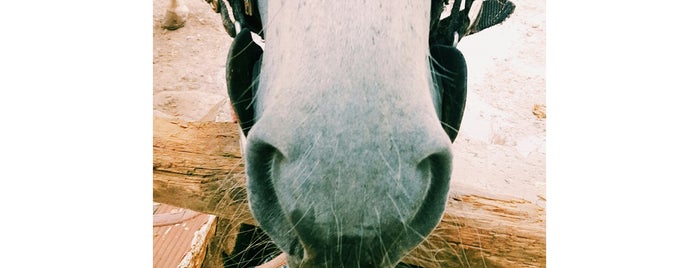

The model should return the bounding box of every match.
[244,137,298,253]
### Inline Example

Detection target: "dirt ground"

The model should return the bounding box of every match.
[152,0,546,207]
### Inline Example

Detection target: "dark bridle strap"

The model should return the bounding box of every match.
[430,0,515,46]
[216,0,263,38]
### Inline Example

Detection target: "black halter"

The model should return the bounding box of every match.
[214,0,515,141]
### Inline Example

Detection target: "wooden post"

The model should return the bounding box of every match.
[153,117,546,268]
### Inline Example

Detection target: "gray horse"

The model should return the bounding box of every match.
[221,0,514,267]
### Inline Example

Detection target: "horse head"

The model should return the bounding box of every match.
[221,0,514,266]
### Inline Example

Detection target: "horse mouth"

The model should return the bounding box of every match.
[245,138,452,267]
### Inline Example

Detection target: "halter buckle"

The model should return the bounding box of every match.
[244,0,254,16]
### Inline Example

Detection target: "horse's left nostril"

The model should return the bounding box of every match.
[409,147,452,238]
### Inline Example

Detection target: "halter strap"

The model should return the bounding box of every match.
[216,0,514,46]
[430,0,516,47]
[216,0,263,38]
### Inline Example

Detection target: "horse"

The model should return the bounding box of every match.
[217,0,515,267]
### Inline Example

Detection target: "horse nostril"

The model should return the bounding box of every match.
[244,137,296,253]
[409,147,452,239]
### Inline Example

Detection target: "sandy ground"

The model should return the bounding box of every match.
[451,0,546,206]
[152,0,546,207]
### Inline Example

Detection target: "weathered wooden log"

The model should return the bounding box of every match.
[153,117,545,268]
[153,117,255,226]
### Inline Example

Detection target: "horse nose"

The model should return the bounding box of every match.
[244,112,453,266]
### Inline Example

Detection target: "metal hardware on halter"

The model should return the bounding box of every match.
[244,0,254,16]
[234,21,242,37]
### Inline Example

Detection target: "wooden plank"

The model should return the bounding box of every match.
[178,214,217,268]
[153,204,217,268]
